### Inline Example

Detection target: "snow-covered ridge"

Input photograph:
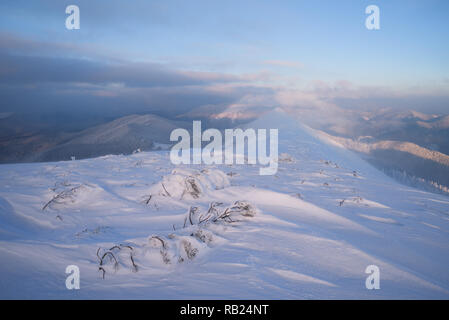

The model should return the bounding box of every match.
[0,110,448,299]
[322,133,449,167]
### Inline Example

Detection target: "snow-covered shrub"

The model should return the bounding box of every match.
[278,153,294,163]
[148,235,171,264]
[97,199,258,279]
[192,229,214,244]
[143,168,230,205]
[96,244,138,279]
[43,184,96,210]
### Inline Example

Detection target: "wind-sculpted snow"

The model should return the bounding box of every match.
[0,110,449,299]
[96,200,258,279]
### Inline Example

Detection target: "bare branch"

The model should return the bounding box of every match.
[161,183,171,197]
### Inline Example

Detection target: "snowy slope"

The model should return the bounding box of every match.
[0,110,449,299]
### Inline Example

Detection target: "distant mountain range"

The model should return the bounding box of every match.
[319,131,449,190]
[333,109,449,155]
[1,109,449,196]
[0,114,189,163]
[31,114,188,162]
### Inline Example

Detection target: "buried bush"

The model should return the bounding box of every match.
[96,244,138,279]
[96,199,257,279]
[143,169,230,205]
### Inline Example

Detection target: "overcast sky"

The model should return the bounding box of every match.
[1,0,448,119]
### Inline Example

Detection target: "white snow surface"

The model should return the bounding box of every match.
[1,110,449,299]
